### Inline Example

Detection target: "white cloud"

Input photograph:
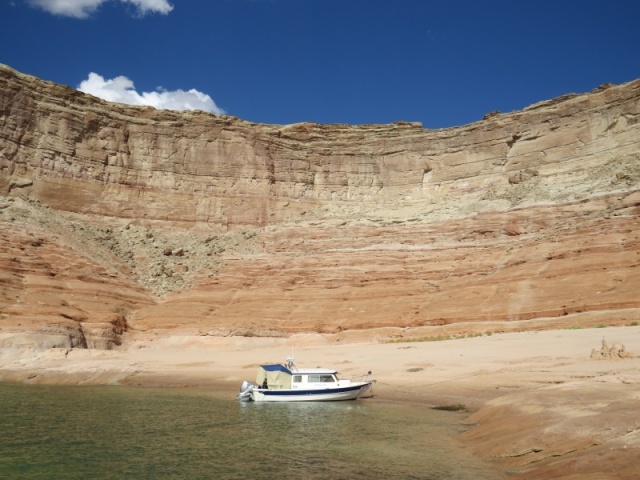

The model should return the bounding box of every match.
[27,0,173,18]
[28,0,104,18]
[78,72,225,115]
[122,0,173,16]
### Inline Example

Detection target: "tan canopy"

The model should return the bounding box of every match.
[256,364,292,389]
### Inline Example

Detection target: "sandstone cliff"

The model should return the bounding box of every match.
[0,64,639,349]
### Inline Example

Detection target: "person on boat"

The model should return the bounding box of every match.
[262,378,268,389]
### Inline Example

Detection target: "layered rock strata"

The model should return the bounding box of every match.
[2,64,639,228]
[0,63,639,347]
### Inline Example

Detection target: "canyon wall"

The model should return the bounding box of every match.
[2,64,639,228]
[0,64,639,348]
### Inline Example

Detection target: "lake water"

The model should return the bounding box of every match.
[0,383,502,479]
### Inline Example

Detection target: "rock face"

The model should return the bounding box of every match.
[1,63,639,348]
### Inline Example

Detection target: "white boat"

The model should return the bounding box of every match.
[238,357,375,402]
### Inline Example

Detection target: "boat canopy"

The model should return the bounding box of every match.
[256,364,292,389]
[261,364,292,374]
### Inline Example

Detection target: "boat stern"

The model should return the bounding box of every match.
[237,380,255,401]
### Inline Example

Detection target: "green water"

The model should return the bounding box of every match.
[0,383,502,479]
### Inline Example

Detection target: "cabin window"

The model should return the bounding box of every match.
[293,375,302,383]
[308,374,335,383]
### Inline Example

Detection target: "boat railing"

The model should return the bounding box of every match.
[349,371,374,383]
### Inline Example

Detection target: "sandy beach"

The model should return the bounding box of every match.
[1,325,639,479]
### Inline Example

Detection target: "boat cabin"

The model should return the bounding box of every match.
[256,364,342,390]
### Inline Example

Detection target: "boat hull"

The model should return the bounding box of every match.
[250,382,372,402]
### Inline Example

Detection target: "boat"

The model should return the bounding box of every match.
[238,357,375,402]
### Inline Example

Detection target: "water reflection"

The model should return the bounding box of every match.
[0,384,501,479]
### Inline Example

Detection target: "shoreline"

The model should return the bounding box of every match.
[2,325,640,478]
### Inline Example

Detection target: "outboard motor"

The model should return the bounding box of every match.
[237,380,254,400]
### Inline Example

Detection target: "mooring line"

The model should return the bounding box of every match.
[375,372,482,395]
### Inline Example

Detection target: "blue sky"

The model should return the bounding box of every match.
[1,0,639,128]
